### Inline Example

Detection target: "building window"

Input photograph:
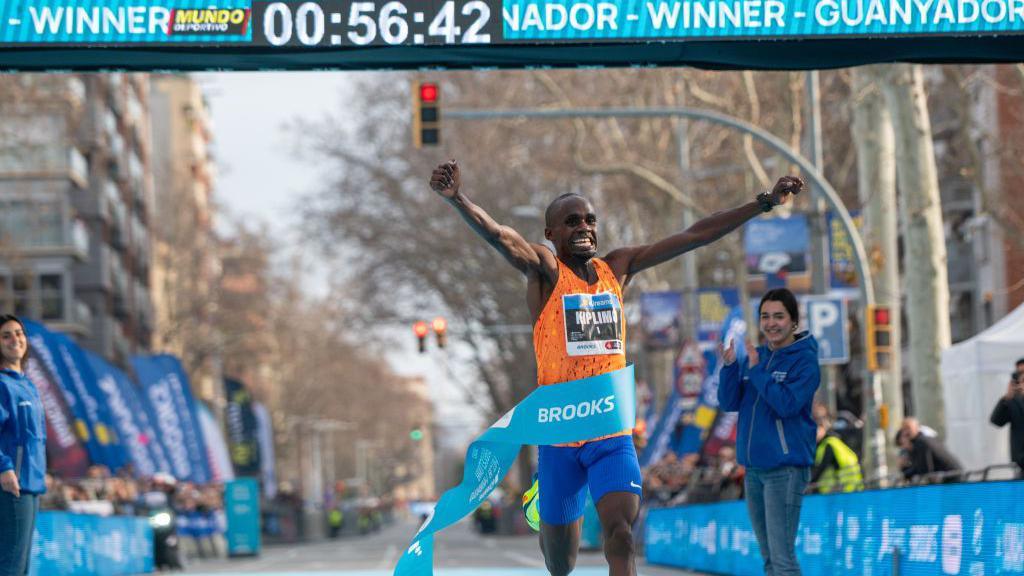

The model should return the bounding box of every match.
[40,273,64,321]
[12,274,30,317]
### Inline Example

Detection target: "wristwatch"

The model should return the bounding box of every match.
[756,191,775,213]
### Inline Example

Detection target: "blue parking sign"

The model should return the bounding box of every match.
[804,296,849,364]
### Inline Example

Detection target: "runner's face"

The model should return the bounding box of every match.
[546,197,598,259]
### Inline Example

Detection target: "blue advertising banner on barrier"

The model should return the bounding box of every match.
[226,477,262,557]
[646,480,1024,576]
[132,355,212,484]
[30,511,153,576]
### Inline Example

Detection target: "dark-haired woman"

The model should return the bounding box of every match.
[718,289,820,575]
[0,315,46,576]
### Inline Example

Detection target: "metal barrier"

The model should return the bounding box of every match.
[645,477,1024,576]
[30,511,153,576]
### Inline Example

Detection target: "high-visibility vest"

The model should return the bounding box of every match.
[815,435,864,493]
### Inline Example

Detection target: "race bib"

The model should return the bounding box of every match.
[562,292,624,356]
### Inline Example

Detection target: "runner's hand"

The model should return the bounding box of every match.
[770,176,803,207]
[430,160,461,199]
[0,470,20,497]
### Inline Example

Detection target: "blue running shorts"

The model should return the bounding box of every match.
[536,434,643,526]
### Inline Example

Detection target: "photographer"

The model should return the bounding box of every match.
[990,358,1024,474]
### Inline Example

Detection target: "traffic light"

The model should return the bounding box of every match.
[412,81,440,148]
[413,320,429,353]
[410,427,424,441]
[866,305,893,371]
[432,316,447,349]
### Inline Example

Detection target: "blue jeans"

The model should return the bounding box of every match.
[0,491,38,576]
[745,466,809,576]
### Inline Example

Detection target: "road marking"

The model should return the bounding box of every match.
[501,550,546,568]
[377,544,399,569]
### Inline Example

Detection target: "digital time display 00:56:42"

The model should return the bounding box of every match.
[253,0,500,47]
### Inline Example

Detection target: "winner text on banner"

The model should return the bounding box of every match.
[394,365,636,575]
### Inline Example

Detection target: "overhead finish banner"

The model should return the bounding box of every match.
[131,354,212,484]
[3,0,1024,46]
[0,0,1023,70]
[86,351,173,478]
[22,319,127,473]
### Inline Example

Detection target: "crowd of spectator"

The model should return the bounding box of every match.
[39,465,229,562]
[640,367,1024,508]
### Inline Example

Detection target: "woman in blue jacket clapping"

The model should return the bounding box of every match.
[0,314,46,576]
[718,289,820,576]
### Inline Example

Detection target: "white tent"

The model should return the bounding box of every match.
[941,302,1024,472]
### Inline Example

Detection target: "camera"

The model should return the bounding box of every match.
[1013,372,1021,384]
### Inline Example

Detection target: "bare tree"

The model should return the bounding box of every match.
[877,64,951,437]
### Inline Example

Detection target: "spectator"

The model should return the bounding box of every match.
[719,288,820,576]
[0,314,46,576]
[897,417,963,483]
[811,420,863,493]
[990,358,1024,473]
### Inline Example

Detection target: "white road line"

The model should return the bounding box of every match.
[501,549,546,568]
[377,543,399,569]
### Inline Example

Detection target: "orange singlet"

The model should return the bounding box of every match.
[533,257,629,445]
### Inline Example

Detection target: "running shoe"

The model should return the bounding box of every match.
[522,474,540,532]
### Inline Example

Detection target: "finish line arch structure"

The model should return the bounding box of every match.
[0,0,1023,71]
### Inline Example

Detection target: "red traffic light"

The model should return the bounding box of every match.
[419,82,438,103]
[413,321,429,338]
[431,316,447,334]
[873,306,891,326]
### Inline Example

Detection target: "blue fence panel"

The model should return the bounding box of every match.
[646,480,1024,576]
[30,511,153,576]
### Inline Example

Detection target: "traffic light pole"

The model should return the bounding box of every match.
[444,105,887,481]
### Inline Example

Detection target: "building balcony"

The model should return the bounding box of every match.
[0,145,89,189]
[49,298,93,338]
[0,199,90,261]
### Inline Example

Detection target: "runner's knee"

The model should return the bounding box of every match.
[602,520,635,557]
[544,551,577,576]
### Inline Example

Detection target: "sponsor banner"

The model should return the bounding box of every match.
[30,511,153,576]
[224,378,261,478]
[394,366,635,576]
[646,480,1024,576]
[23,350,90,479]
[639,387,684,468]
[22,319,122,470]
[85,350,172,478]
[698,305,747,458]
[827,210,863,290]
[698,288,740,344]
[0,0,252,44]
[52,330,131,472]
[132,355,212,484]
[196,401,235,483]
[744,214,811,291]
[225,477,262,556]
[252,402,276,499]
[640,291,682,349]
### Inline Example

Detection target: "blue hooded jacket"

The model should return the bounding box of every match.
[0,368,47,494]
[718,332,820,469]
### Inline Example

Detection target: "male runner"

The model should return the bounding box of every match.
[429,160,802,576]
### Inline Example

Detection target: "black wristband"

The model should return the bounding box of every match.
[756,191,774,213]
